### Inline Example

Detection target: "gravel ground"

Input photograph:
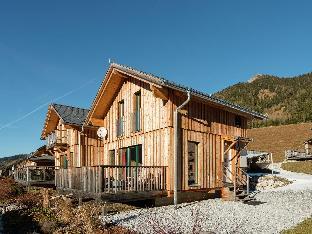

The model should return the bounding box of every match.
[101,167,312,234]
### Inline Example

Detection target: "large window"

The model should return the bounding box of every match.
[188,141,198,186]
[118,145,142,166]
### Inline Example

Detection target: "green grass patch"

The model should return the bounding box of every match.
[283,217,312,234]
[282,161,312,175]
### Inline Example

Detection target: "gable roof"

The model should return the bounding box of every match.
[29,154,54,162]
[41,103,89,139]
[52,103,89,126]
[85,63,267,125]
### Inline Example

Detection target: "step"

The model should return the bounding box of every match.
[241,196,256,203]
[223,182,234,188]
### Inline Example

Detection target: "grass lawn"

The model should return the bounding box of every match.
[281,161,312,175]
[283,217,312,234]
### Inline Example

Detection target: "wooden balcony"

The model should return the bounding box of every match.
[14,166,56,186]
[46,131,68,150]
[55,165,168,200]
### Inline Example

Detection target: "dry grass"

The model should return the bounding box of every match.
[281,161,312,175]
[283,217,312,234]
[0,177,24,202]
[0,178,135,234]
[248,122,312,162]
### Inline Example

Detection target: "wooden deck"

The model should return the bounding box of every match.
[14,166,56,186]
[55,165,168,200]
[285,150,312,161]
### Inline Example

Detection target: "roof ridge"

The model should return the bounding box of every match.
[51,103,90,111]
[109,62,267,119]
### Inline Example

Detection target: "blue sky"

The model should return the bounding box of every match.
[1,0,312,156]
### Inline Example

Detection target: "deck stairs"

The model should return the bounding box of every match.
[222,166,256,202]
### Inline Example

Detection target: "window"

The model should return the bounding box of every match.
[118,145,142,178]
[63,154,68,169]
[118,100,124,118]
[133,91,141,131]
[117,100,125,136]
[235,116,242,128]
[70,152,74,167]
[118,145,142,166]
[109,150,115,165]
[188,141,198,186]
[134,91,141,111]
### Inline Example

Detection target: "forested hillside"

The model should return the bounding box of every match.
[215,72,312,127]
[0,154,28,176]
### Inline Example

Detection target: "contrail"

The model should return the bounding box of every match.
[0,78,96,131]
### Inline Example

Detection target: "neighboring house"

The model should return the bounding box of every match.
[14,147,55,186]
[43,63,266,202]
[285,137,312,161]
[41,104,103,168]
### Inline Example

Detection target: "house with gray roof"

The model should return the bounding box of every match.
[41,103,92,169]
[50,63,266,203]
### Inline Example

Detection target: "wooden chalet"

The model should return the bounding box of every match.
[14,146,55,186]
[42,63,266,203]
[41,103,102,168]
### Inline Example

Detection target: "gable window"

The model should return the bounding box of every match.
[133,91,141,132]
[117,100,125,136]
[235,116,242,128]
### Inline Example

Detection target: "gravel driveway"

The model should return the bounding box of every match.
[101,168,312,234]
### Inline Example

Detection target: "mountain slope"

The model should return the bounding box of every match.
[215,72,312,127]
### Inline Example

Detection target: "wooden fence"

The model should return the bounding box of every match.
[14,166,56,185]
[55,165,168,194]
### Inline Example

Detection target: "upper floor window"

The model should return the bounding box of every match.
[134,91,141,112]
[235,116,242,128]
[118,100,124,119]
[117,100,125,136]
[133,91,141,132]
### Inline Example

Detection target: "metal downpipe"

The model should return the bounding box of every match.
[174,90,191,207]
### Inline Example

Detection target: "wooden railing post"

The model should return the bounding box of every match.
[98,166,102,193]
[26,167,30,183]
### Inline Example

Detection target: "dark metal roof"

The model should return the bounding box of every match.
[110,63,267,119]
[52,103,89,126]
[29,154,54,162]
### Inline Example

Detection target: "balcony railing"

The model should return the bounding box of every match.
[14,166,56,185]
[46,131,68,148]
[55,165,167,193]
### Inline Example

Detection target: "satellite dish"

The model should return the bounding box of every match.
[97,127,108,138]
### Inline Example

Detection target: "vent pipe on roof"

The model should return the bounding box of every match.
[174,90,191,207]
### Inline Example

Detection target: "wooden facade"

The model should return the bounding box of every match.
[82,64,264,196]
[41,104,103,169]
[41,63,265,201]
